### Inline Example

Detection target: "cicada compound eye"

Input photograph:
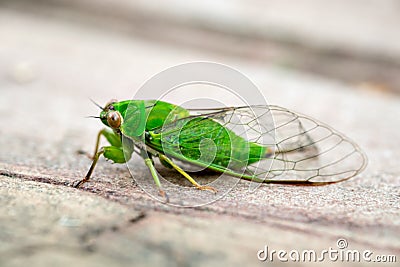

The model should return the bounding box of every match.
[107,111,122,129]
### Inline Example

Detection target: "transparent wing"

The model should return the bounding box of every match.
[147,105,367,184]
[262,105,367,183]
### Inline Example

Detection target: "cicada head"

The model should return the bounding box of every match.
[97,99,123,129]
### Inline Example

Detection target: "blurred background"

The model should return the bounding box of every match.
[2,0,400,94]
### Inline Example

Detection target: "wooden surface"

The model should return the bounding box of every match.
[0,1,399,266]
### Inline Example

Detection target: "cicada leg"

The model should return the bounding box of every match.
[76,129,102,159]
[74,148,105,188]
[138,149,169,202]
[77,129,121,159]
[74,129,129,188]
[158,154,217,193]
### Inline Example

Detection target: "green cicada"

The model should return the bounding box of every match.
[75,99,367,196]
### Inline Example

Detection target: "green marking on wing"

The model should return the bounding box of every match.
[147,116,269,171]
